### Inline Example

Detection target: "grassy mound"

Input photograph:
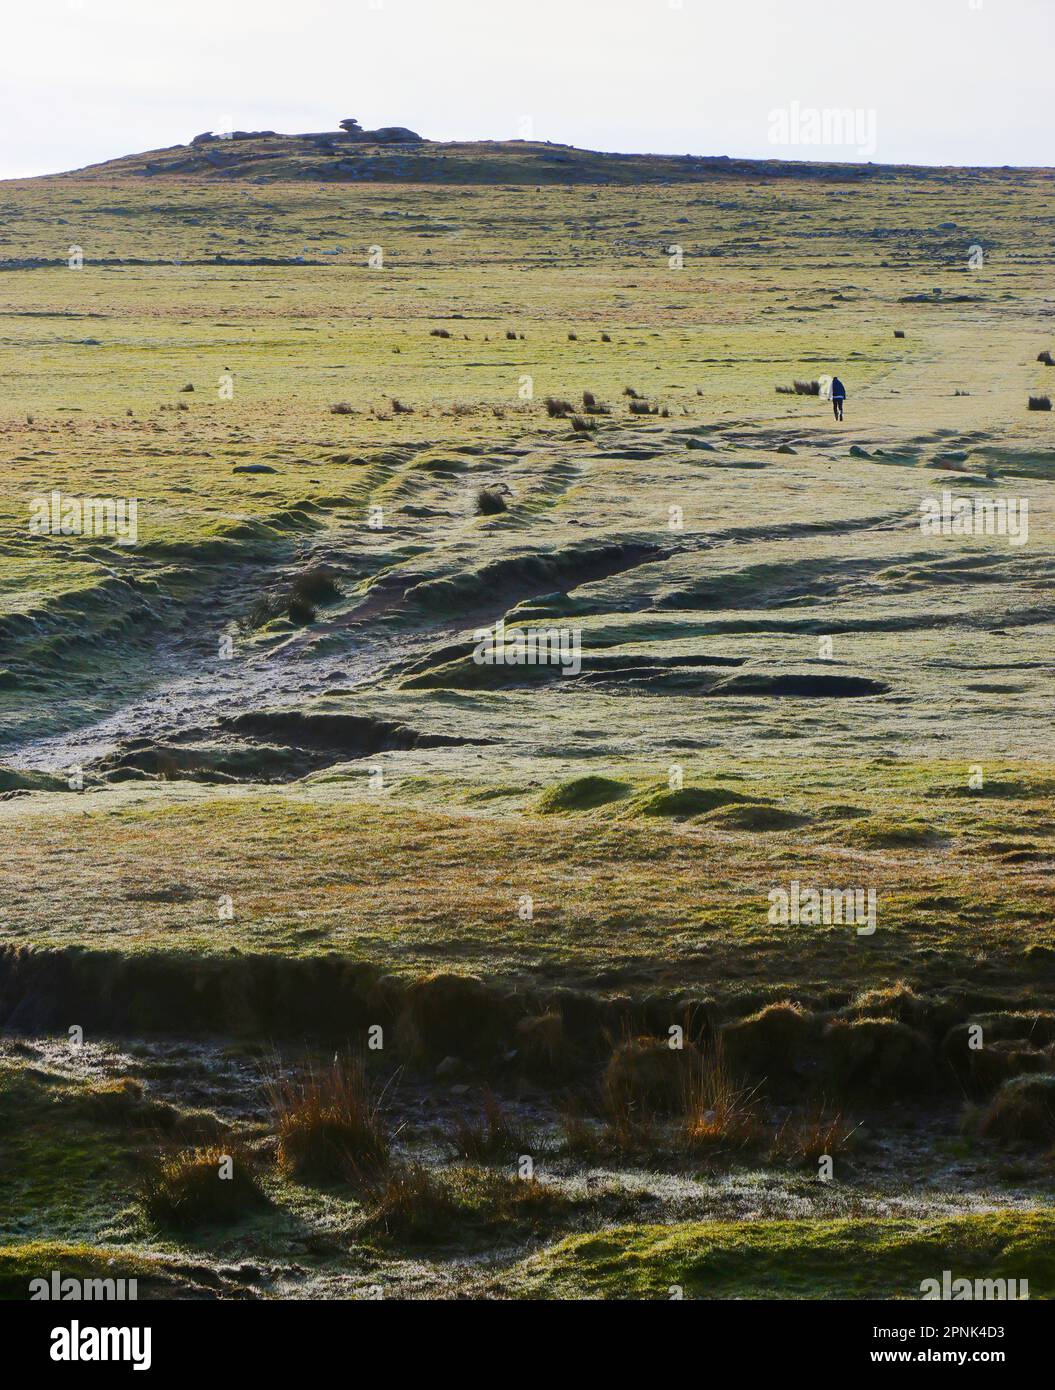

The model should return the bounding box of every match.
[843,817,941,849]
[627,786,751,819]
[537,775,632,814]
[396,972,510,1060]
[603,1035,700,1115]
[821,1017,934,1097]
[977,1073,1055,1144]
[703,803,806,831]
[361,1164,571,1246]
[0,1242,216,1301]
[720,1002,817,1086]
[512,1211,1055,1299]
[838,981,936,1028]
[0,766,69,794]
[141,1145,268,1231]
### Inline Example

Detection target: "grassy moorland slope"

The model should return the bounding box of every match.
[55,129,1055,186]
[0,140,1053,1299]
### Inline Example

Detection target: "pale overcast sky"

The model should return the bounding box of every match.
[0,0,1049,178]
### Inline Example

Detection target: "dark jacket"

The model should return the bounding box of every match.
[831,377,846,399]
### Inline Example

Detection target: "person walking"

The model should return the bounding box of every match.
[830,375,846,421]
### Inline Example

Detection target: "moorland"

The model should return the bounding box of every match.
[0,129,1053,1299]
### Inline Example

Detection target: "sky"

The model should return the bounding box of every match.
[0,0,1050,179]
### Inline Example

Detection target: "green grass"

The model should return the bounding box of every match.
[0,1063,142,1244]
[360,1164,575,1246]
[1,754,1052,1008]
[1,164,1052,740]
[0,1241,200,1300]
[1,152,1054,1300]
[537,775,632,813]
[512,1211,1055,1299]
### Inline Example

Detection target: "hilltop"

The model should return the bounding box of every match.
[44,122,1053,186]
